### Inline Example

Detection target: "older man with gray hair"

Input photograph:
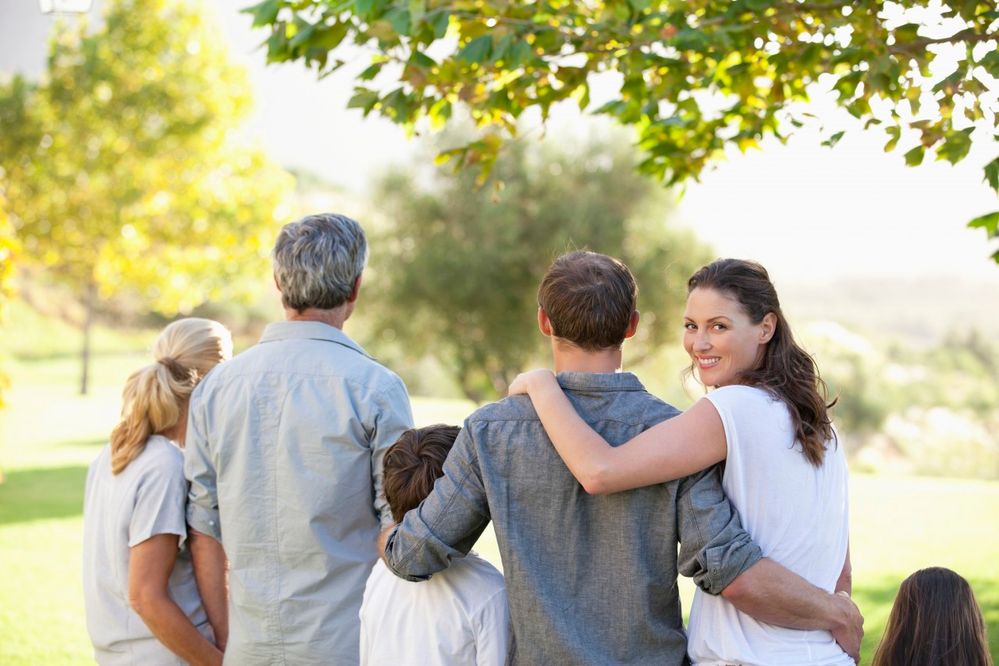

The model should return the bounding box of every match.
[185,213,413,665]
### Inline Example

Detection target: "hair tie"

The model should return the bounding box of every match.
[157,357,194,382]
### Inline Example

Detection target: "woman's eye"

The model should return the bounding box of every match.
[684,322,696,331]
[712,324,727,331]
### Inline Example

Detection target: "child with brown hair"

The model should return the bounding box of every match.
[359,425,508,665]
[872,567,992,666]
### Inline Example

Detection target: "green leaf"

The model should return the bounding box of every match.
[492,33,514,63]
[509,40,533,68]
[883,125,901,153]
[347,88,380,114]
[408,0,426,26]
[243,0,281,28]
[967,211,999,236]
[358,63,383,81]
[673,28,709,51]
[354,0,375,20]
[410,50,436,68]
[979,50,999,78]
[932,68,962,94]
[310,23,350,51]
[385,8,411,35]
[937,128,973,165]
[288,19,316,49]
[458,35,492,64]
[984,156,999,192]
[893,23,920,44]
[822,130,845,148]
[428,9,449,39]
[628,0,652,10]
[904,145,924,166]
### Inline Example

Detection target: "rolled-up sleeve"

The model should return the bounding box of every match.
[383,422,490,581]
[676,464,762,595]
[184,387,222,541]
[370,376,415,528]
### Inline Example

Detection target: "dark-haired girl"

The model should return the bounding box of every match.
[509,258,854,665]
[872,567,992,666]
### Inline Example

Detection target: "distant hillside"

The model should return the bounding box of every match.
[779,274,999,345]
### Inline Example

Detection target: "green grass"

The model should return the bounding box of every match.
[1,353,997,663]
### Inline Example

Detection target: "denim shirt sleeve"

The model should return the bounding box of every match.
[676,464,762,595]
[184,387,222,541]
[383,420,491,581]
[369,376,415,528]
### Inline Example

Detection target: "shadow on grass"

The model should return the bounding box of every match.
[0,465,87,526]
[856,574,999,660]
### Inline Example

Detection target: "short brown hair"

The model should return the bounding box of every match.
[537,251,638,350]
[382,425,461,523]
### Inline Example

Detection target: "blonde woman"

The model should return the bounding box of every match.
[83,318,232,665]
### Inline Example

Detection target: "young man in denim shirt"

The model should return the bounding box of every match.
[381,251,861,665]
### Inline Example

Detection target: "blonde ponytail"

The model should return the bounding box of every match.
[109,318,232,474]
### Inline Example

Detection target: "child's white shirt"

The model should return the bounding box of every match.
[359,553,508,666]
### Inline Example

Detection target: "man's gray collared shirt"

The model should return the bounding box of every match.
[384,371,762,665]
[186,321,413,665]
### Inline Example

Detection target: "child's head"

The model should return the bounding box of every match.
[873,566,992,666]
[537,250,638,350]
[383,425,461,523]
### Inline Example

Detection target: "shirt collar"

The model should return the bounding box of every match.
[555,371,647,392]
[259,320,372,359]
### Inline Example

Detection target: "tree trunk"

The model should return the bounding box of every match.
[80,282,96,396]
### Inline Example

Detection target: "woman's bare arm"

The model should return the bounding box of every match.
[509,369,727,494]
[128,534,223,666]
[835,545,852,595]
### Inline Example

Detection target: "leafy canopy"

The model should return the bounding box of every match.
[246,0,999,260]
[367,133,712,402]
[0,0,295,314]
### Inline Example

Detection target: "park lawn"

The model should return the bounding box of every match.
[1,353,997,663]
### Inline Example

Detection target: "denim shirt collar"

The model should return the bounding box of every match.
[556,371,647,392]
[259,320,372,359]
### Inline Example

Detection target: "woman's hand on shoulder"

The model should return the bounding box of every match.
[508,369,556,396]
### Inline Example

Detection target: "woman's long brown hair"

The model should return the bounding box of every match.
[872,567,992,666]
[687,258,835,466]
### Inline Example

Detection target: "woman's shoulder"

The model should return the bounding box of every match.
[132,435,184,472]
[706,383,777,406]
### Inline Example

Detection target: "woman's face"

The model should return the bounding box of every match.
[683,287,774,387]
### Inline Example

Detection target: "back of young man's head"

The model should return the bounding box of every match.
[383,425,461,524]
[537,250,638,350]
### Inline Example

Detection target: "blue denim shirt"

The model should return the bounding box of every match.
[384,371,762,666]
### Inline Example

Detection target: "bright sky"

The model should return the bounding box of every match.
[2,0,997,287]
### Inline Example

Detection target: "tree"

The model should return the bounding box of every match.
[0,191,16,410]
[367,133,712,402]
[246,0,999,260]
[0,0,295,393]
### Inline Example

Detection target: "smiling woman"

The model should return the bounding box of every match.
[509,257,854,665]
[682,287,776,390]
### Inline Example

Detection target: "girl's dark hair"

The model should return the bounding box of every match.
[872,567,992,666]
[687,258,835,466]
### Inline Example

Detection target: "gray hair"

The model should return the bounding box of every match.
[273,213,368,311]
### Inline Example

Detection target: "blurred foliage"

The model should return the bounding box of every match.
[0,0,295,392]
[367,132,712,401]
[0,192,16,408]
[807,322,999,479]
[247,0,999,259]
